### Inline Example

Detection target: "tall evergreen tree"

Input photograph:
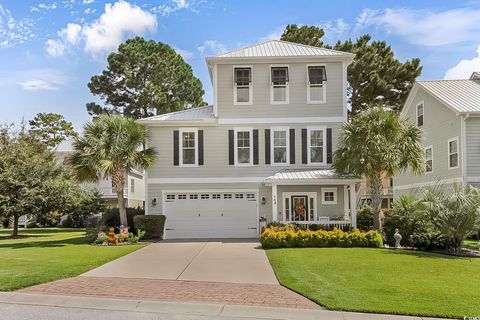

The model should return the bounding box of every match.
[29,113,77,148]
[280,24,422,115]
[87,37,206,119]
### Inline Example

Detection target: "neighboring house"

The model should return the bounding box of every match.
[394,72,480,198]
[55,140,145,208]
[358,175,394,210]
[139,40,363,239]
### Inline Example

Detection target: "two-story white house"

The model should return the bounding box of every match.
[139,40,362,239]
[394,72,480,197]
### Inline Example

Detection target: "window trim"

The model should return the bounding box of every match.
[234,127,253,166]
[416,101,424,127]
[270,126,290,166]
[270,64,289,105]
[321,187,337,205]
[233,65,253,106]
[425,145,433,174]
[179,128,198,167]
[130,178,135,193]
[306,64,327,104]
[448,137,459,169]
[307,126,327,165]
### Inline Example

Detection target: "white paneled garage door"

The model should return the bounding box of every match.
[162,191,258,239]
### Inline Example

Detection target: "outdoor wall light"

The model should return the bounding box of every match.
[261,196,266,205]
[152,198,157,206]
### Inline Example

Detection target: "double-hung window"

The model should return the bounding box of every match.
[233,67,252,105]
[308,127,326,164]
[270,66,289,104]
[307,65,327,103]
[425,146,433,173]
[234,128,253,165]
[179,128,197,167]
[321,188,337,204]
[448,137,459,169]
[271,127,289,165]
[416,102,424,126]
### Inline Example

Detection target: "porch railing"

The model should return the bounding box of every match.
[279,220,353,230]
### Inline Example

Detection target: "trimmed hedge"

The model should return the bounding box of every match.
[260,227,383,249]
[133,215,166,239]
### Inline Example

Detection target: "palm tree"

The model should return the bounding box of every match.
[333,107,423,230]
[67,115,155,226]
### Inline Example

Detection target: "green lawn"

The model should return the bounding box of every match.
[267,248,480,318]
[463,239,479,250]
[0,228,147,291]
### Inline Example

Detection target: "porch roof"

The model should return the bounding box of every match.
[264,169,363,185]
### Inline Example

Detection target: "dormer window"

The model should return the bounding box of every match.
[233,67,252,105]
[271,66,289,104]
[307,65,327,104]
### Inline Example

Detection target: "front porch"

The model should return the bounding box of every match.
[264,169,363,230]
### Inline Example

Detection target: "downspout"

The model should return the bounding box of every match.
[461,113,470,184]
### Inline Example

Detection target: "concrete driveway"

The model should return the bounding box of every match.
[82,240,279,285]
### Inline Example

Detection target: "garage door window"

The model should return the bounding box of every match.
[224,194,232,199]
[201,194,210,199]
[246,193,256,199]
[189,194,198,200]
[177,194,187,200]
[166,194,175,201]
[235,194,244,199]
[212,194,221,199]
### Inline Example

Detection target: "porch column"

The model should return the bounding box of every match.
[272,184,278,222]
[349,183,357,228]
[343,185,349,220]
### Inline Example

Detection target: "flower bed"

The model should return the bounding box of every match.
[261,227,382,249]
[93,227,145,246]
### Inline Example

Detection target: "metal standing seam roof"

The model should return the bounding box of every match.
[138,106,215,122]
[213,40,354,58]
[417,79,480,113]
[264,169,361,182]
[54,140,75,152]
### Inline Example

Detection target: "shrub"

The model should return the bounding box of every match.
[100,207,145,231]
[357,207,374,231]
[133,215,166,239]
[260,227,382,249]
[384,195,427,247]
[61,215,74,228]
[26,219,37,228]
[423,184,480,253]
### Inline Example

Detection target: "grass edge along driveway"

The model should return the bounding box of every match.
[266,247,480,319]
[0,228,147,291]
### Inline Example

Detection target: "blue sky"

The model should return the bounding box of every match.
[1,0,480,129]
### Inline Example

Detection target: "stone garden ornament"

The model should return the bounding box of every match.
[394,228,402,249]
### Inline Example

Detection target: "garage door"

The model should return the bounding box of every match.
[163,191,258,239]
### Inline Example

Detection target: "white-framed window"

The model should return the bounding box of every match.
[270,65,289,104]
[425,146,433,174]
[201,194,209,199]
[177,194,187,200]
[246,193,256,199]
[271,127,289,165]
[166,194,175,200]
[212,194,221,199]
[130,178,135,193]
[321,188,337,204]
[179,128,198,167]
[448,137,459,169]
[233,66,252,105]
[235,193,244,199]
[416,102,424,127]
[234,127,253,166]
[307,127,326,165]
[224,194,232,199]
[189,194,198,200]
[307,65,327,104]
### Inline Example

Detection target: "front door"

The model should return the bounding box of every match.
[291,196,308,221]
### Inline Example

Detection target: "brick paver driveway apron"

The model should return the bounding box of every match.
[21,240,319,309]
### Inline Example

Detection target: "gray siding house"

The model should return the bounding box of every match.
[139,40,362,239]
[394,73,480,198]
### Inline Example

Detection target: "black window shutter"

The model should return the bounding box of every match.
[228,130,234,165]
[265,129,271,164]
[173,130,179,166]
[289,129,295,164]
[253,129,259,165]
[301,129,307,164]
[326,128,332,164]
[198,130,204,165]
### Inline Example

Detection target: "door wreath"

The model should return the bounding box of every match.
[294,202,306,220]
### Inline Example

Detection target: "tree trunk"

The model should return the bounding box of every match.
[113,169,127,226]
[369,172,383,231]
[12,213,19,237]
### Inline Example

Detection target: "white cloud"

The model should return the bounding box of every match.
[84,8,96,14]
[30,3,58,12]
[151,0,198,16]
[358,7,480,46]
[320,19,349,43]
[82,0,156,54]
[0,4,35,48]
[173,47,193,60]
[444,45,480,79]
[197,40,226,55]
[18,69,66,91]
[45,39,65,56]
[83,0,95,4]
[45,1,156,56]
[259,26,284,42]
